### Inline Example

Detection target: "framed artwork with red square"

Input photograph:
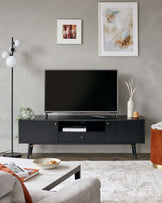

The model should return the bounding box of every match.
[57,19,82,44]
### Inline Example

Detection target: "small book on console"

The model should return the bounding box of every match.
[62,126,87,132]
[20,168,39,182]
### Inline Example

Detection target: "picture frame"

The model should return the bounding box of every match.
[98,2,138,56]
[57,19,82,44]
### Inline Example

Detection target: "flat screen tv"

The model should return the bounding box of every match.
[45,70,118,113]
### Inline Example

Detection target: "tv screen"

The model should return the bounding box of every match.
[45,70,118,112]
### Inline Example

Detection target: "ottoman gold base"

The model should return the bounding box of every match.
[153,164,162,170]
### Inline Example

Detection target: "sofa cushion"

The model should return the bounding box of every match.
[0,164,32,203]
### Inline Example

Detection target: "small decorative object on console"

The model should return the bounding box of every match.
[62,126,87,132]
[133,111,139,118]
[125,79,136,118]
[16,107,35,120]
[16,107,35,137]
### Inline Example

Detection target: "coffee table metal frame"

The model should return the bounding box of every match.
[43,165,81,190]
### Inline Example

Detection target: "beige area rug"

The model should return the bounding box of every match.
[53,161,162,203]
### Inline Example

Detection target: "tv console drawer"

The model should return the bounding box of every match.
[59,132,105,144]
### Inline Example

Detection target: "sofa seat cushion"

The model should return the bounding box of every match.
[0,164,32,203]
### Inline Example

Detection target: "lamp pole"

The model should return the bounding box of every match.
[3,37,21,157]
[11,37,14,156]
[11,67,14,156]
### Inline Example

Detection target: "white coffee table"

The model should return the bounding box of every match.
[0,157,81,191]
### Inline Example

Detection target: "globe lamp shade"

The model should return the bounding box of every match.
[15,40,21,47]
[6,56,17,67]
[2,51,9,59]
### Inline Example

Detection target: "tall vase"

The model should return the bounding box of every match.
[127,98,134,118]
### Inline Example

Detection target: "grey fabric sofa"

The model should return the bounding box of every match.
[0,171,101,203]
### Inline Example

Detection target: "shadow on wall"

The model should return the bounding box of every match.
[118,74,128,115]
[21,45,45,74]
[20,47,45,114]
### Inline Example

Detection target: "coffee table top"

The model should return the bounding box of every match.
[0,157,81,191]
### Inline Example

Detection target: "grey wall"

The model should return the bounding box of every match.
[0,0,162,153]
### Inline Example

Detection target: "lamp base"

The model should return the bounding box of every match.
[3,152,22,158]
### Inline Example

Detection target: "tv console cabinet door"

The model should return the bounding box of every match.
[19,120,58,144]
[106,120,144,144]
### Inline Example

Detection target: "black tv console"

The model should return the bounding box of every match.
[19,115,145,159]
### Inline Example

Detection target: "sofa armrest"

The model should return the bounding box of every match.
[0,171,25,203]
[57,178,101,203]
[30,178,101,203]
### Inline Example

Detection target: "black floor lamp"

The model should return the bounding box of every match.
[2,37,21,157]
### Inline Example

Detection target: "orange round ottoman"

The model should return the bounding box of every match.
[151,129,162,169]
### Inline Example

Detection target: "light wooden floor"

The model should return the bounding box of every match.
[19,153,150,161]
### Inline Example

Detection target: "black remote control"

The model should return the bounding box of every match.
[92,116,106,119]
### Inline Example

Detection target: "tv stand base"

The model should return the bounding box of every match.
[27,144,137,159]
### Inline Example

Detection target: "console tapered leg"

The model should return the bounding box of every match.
[27,144,34,159]
[133,144,137,159]
[131,144,135,155]
[131,144,137,159]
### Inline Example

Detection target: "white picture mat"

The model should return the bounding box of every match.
[57,19,82,44]
[98,2,138,56]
